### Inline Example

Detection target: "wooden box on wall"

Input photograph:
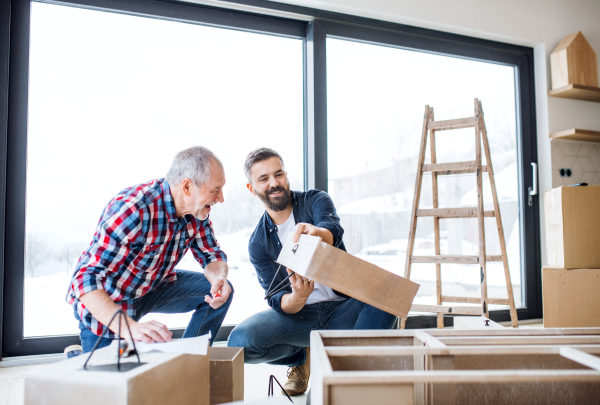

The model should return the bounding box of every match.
[550,31,598,89]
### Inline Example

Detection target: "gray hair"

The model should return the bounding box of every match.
[244,147,285,183]
[166,146,223,187]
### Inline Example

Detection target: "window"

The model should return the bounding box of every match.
[327,38,523,313]
[23,2,303,337]
[1,0,538,356]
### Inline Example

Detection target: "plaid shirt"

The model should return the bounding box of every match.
[67,178,227,337]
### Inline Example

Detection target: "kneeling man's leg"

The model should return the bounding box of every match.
[135,270,234,345]
[227,309,313,367]
[354,303,397,329]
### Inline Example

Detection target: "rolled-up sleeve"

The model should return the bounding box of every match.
[68,203,142,302]
[191,218,227,268]
[307,190,344,249]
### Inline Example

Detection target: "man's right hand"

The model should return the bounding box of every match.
[128,320,173,344]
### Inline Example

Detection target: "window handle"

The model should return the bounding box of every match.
[528,162,537,206]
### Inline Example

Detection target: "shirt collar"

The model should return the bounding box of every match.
[161,179,179,223]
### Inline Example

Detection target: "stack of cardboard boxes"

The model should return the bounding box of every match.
[543,185,600,327]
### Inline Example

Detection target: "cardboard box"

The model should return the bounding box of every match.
[545,185,600,269]
[543,266,600,327]
[25,343,209,405]
[277,234,420,318]
[209,347,244,405]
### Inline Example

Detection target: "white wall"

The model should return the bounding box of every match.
[263,0,600,265]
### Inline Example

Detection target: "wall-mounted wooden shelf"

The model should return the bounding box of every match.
[550,128,600,142]
[548,84,600,102]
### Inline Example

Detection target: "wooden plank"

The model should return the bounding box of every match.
[410,255,502,264]
[316,328,600,339]
[438,336,600,346]
[550,128,600,142]
[310,330,332,405]
[427,116,476,130]
[416,208,494,218]
[404,106,432,282]
[560,347,600,371]
[414,331,447,348]
[429,108,444,330]
[411,304,482,315]
[324,345,600,357]
[322,370,600,384]
[548,83,600,103]
[474,99,488,319]
[441,296,509,305]
[413,333,426,405]
[422,163,488,175]
[478,100,518,328]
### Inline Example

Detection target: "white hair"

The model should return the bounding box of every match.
[165,146,223,187]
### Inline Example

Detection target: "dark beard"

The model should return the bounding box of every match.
[257,185,291,212]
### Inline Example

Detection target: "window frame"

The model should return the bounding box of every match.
[1,0,539,357]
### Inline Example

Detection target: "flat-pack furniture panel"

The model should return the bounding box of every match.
[209,347,244,405]
[24,344,209,405]
[311,329,600,405]
[544,185,600,269]
[543,266,600,327]
[277,234,420,319]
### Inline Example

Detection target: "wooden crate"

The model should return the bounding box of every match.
[310,329,600,405]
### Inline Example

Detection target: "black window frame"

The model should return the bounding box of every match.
[1,0,539,357]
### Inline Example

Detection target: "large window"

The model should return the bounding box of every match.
[24,2,303,337]
[327,38,523,311]
[1,0,538,356]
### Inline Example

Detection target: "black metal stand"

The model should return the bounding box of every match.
[268,375,294,403]
[83,309,145,372]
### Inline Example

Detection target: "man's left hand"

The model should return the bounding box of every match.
[204,276,231,309]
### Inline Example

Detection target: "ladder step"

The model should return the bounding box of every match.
[417,208,495,218]
[410,255,503,264]
[422,161,488,175]
[442,296,510,305]
[410,304,482,316]
[428,117,477,131]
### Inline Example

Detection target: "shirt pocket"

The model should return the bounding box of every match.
[136,243,167,270]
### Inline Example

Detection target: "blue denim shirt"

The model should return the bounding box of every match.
[248,189,348,314]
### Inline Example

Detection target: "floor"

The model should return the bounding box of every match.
[0,320,543,405]
[0,351,308,405]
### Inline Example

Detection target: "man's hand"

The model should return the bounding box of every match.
[292,223,333,245]
[128,320,173,343]
[288,268,314,300]
[80,289,172,343]
[204,276,232,309]
[281,268,314,314]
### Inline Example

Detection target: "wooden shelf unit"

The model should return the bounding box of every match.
[550,128,600,142]
[548,84,600,102]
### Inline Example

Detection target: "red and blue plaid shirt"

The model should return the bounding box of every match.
[67,179,227,337]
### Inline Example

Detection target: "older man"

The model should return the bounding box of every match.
[228,147,396,395]
[66,146,233,353]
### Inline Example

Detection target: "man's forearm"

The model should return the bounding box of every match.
[79,289,134,335]
[281,292,308,314]
[204,260,228,284]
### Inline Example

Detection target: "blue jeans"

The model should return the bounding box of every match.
[227,298,396,367]
[77,270,234,353]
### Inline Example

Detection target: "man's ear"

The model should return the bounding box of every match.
[182,178,193,196]
[246,183,256,196]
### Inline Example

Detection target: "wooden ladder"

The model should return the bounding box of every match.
[401,99,518,329]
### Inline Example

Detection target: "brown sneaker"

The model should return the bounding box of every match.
[282,348,310,396]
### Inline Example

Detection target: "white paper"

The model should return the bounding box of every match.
[276,233,321,277]
[133,332,211,355]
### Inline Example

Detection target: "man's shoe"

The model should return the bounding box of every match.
[64,344,83,359]
[282,348,310,396]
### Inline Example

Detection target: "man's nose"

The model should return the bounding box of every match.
[268,176,279,188]
[216,188,224,203]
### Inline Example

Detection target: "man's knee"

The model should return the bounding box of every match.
[227,324,248,349]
